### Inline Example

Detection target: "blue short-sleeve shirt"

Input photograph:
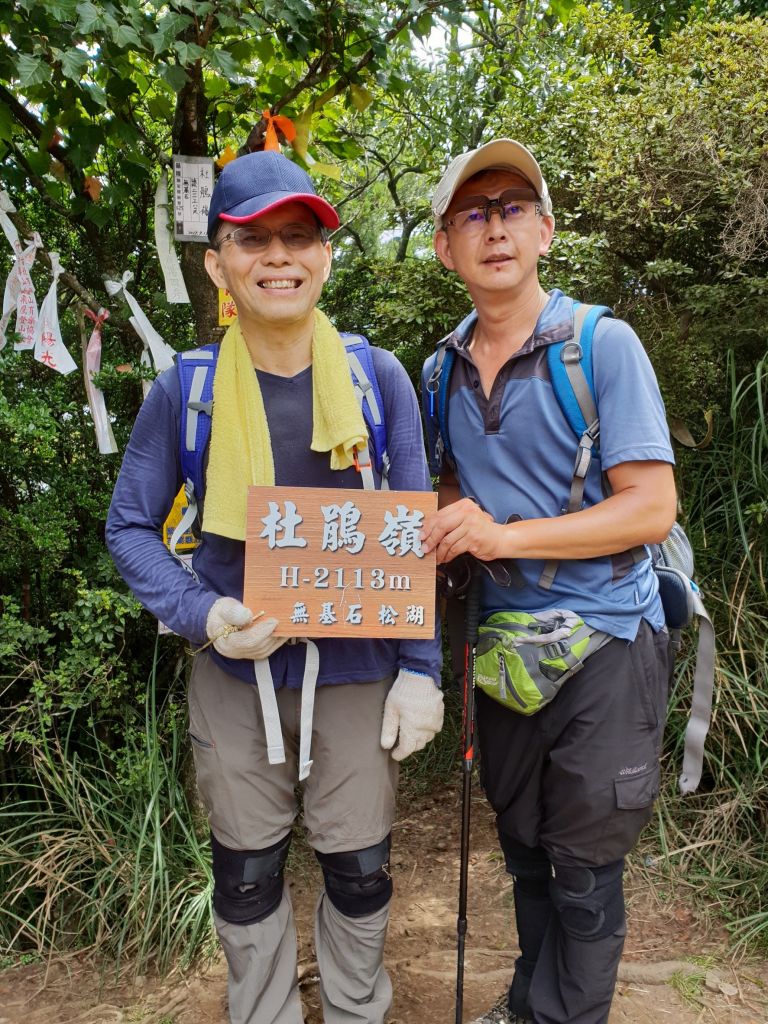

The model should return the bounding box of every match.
[421,289,675,641]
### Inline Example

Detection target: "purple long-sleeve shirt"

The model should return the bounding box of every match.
[106,344,442,688]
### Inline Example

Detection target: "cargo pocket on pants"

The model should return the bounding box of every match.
[614,763,660,810]
[188,688,218,818]
[590,763,661,862]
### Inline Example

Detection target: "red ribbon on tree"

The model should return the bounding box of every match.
[82,306,117,454]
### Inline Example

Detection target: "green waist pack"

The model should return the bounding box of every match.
[475,610,611,715]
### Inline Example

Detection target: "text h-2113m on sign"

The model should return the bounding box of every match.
[243,486,438,639]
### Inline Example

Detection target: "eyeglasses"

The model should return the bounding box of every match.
[443,188,543,233]
[214,223,323,252]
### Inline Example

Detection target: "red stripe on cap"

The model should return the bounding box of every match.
[219,194,339,230]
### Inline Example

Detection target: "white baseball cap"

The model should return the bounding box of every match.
[432,138,553,225]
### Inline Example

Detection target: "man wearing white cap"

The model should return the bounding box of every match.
[420,140,677,1023]
[107,150,444,1024]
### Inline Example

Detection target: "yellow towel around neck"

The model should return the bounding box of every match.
[202,309,368,541]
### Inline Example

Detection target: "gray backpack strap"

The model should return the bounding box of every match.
[678,593,716,794]
[298,640,320,781]
[185,364,214,450]
[253,657,286,766]
[253,639,321,781]
[561,304,598,427]
[168,479,200,578]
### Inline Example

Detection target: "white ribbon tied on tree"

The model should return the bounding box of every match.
[82,307,118,454]
[154,171,190,304]
[104,271,176,388]
[0,191,40,351]
[32,253,77,375]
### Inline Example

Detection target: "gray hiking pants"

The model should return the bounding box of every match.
[189,653,398,1024]
[215,888,391,1024]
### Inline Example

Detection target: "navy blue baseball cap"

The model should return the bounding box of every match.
[207,151,340,241]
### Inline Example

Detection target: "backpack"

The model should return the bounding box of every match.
[428,302,715,795]
[165,332,391,558]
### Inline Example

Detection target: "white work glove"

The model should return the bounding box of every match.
[205,597,287,660]
[380,669,444,762]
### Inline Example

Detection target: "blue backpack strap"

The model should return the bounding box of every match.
[546,302,613,441]
[425,312,477,470]
[340,333,389,488]
[424,339,456,468]
[174,343,219,551]
[539,303,612,589]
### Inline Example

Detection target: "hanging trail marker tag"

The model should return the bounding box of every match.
[244,486,437,639]
[172,155,215,242]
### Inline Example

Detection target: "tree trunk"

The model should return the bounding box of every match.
[173,59,220,343]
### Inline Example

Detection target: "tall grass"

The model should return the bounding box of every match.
[651,351,768,945]
[0,643,214,973]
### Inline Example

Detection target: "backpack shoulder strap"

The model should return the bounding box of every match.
[177,342,219,497]
[424,315,476,470]
[435,345,457,469]
[340,333,390,490]
[539,303,613,590]
[170,343,219,558]
[546,302,613,441]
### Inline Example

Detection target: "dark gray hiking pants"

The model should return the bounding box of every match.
[477,620,672,1024]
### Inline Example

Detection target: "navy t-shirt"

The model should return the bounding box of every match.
[107,345,441,687]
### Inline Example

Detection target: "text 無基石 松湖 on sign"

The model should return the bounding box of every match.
[244,486,438,639]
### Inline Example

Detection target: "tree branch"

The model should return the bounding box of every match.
[0,84,83,188]
[337,222,367,254]
[9,145,71,219]
[272,2,441,116]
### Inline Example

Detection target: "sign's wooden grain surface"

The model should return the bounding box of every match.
[243,486,438,638]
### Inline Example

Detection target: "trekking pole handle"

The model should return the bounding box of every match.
[464,561,482,647]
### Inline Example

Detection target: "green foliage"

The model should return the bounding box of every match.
[1,0,768,968]
[322,255,469,382]
[0,648,213,971]
[518,9,768,421]
[0,579,150,755]
[651,352,768,947]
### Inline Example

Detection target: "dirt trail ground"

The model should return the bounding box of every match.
[1,783,766,1024]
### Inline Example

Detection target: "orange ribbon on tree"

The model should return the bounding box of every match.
[262,110,296,152]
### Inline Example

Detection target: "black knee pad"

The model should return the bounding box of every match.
[211,832,291,925]
[315,836,392,918]
[550,858,625,941]
[498,832,552,899]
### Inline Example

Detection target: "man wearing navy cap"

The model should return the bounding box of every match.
[107,151,444,1024]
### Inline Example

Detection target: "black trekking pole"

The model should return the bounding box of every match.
[455,560,482,1024]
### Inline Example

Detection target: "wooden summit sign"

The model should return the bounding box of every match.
[244,486,438,639]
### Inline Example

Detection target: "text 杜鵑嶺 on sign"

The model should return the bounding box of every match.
[243,486,438,639]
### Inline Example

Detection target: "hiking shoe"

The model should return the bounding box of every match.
[466,995,532,1023]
